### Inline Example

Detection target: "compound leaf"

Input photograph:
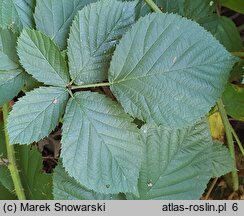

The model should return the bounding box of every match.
[211,142,234,177]
[61,91,143,195]
[136,120,213,200]
[222,83,244,121]
[109,13,236,128]
[199,15,242,52]
[53,163,125,200]
[34,0,97,49]
[7,87,69,144]
[17,29,70,86]
[68,0,136,85]
[0,0,34,31]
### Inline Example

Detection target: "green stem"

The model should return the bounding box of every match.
[231,52,244,58]
[217,99,239,191]
[144,0,162,13]
[230,125,244,156]
[71,82,110,90]
[2,103,26,200]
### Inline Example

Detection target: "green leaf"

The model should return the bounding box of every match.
[109,13,236,128]
[211,141,234,177]
[199,15,242,52]
[0,114,15,194]
[7,86,69,144]
[61,91,143,195]
[0,185,16,200]
[68,0,136,85]
[0,29,19,69]
[17,29,70,86]
[0,28,25,105]
[183,0,216,20]
[220,0,244,14]
[154,0,184,14]
[15,145,53,199]
[53,163,125,200]
[222,83,244,121]
[135,120,213,200]
[0,70,26,106]
[0,0,34,31]
[34,0,97,49]
[229,59,244,83]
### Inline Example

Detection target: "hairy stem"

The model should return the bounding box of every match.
[71,82,110,90]
[144,0,162,12]
[2,103,26,200]
[217,100,239,191]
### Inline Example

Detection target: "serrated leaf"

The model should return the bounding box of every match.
[34,0,97,49]
[61,91,143,195]
[154,0,185,14]
[53,163,125,200]
[109,13,236,128]
[7,87,69,144]
[17,29,70,86]
[199,15,242,52]
[211,141,234,177]
[0,28,25,105]
[15,145,53,199]
[68,0,136,85]
[184,0,216,21]
[0,70,26,106]
[135,120,213,200]
[0,0,34,31]
[222,83,244,121]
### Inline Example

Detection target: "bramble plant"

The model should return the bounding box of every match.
[0,0,244,200]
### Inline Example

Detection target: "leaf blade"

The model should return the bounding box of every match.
[34,0,97,49]
[7,86,69,144]
[61,91,143,194]
[68,0,136,84]
[17,29,70,86]
[109,13,236,128]
[53,163,125,200]
[0,29,26,105]
[136,120,213,200]
[0,0,34,31]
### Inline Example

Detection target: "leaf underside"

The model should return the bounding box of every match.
[61,91,143,195]
[7,87,69,144]
[109,13,236,128]
[135,120,213,200]
[53,163,125,200]
[17,29,70,86]
[68,0,136,84]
